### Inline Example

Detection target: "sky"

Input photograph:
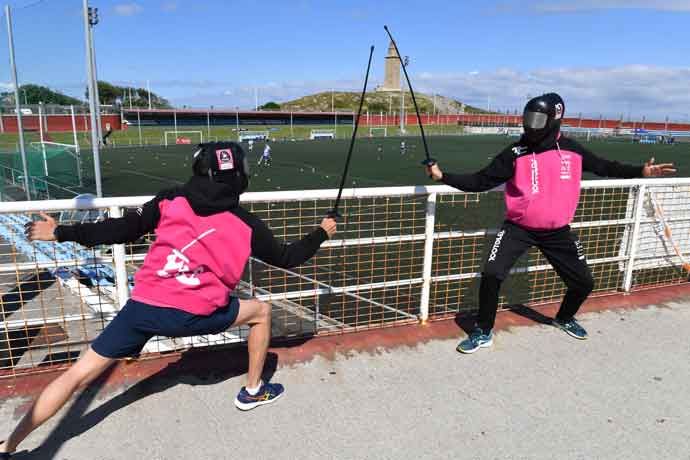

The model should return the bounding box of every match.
[1,0,689,120]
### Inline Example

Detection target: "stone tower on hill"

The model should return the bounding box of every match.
[376,41,401,92]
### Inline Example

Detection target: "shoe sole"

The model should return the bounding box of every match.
[234,391,284,411]
[552,322,588,340]
[457,338,493,354]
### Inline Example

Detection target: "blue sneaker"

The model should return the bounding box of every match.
[552,317,588,340]
[234,382,285,411]
[456,328,493,354]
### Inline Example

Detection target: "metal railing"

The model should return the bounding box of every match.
[1,178,689,375]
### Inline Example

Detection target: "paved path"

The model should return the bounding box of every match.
[1,302,689,460]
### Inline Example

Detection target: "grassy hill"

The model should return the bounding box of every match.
[279,91,488,114]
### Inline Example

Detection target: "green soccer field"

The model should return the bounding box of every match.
[2,134,687,328]
[1,134,687,199]
[84,135,688,197]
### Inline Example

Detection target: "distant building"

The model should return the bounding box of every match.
[376,41,401,92]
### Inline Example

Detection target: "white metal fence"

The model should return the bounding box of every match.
[1,178,689,376]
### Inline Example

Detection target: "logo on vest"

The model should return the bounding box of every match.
[488,230,506,262]
[156,228,216,286]
[530,157,539,194]
[560,154,572,180]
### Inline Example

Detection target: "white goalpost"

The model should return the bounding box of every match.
[164,130,204,146]
[28,141,83,186]
[309,129,335,140]
[369,127,387,137]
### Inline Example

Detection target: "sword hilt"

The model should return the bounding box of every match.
[326,210,342,220]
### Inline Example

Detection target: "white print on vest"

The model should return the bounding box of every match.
[156,228,217,286]
[560,154,572,180]
[488,230,506,262]
[574,239,586,261]
[530,158,539,194]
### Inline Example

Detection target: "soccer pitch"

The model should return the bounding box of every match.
[88,135,688,326]
[88,135,688,197]
[2,134,688,333]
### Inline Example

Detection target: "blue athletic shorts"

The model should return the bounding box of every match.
[91,298,241,359]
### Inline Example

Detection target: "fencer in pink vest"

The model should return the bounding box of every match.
[3,142,337,457]
[425,93,675,354]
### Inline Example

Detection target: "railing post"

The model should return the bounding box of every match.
[623,185,646,292]
[419,192,437,323]
[108,205,131,307]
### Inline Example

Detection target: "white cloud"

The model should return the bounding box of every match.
[153,65,690,121]
[167,78,366,109]
[412,65,690,119]
[491,0,690,13]
[114,3,143,16]
[536,0,690,13]
[0,82,14,92]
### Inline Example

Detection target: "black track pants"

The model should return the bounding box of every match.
[477,221,594,332]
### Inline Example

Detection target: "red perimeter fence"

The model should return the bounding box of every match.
[1,111,689,133]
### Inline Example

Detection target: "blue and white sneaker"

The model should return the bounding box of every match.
[552,317,588,340]
[234,382,285,411]
[456,328,493,354]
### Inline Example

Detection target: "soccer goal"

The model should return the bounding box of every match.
[28,141,83,187]
[369,127,387,138]
[164,131,204,146]
[238,131,270,142]
[309,129,336,140]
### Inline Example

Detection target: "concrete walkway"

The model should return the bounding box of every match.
[1,299,689,460]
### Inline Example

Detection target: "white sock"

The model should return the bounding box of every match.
[246,380,263,396]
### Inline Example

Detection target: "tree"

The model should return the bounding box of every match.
[4,84,83,105]
[94,81,121,105]
[84,81,172,108]
[259,101,280,110]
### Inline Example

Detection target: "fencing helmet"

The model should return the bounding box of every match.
[523,93,565,146]
[192,141,250,194]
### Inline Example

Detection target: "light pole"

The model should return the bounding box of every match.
[88,13,103,145]
[5,5,30,199]
[83,0,103,197]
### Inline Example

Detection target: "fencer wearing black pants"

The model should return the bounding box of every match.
[478,221,591,334]
[425,93,675,354]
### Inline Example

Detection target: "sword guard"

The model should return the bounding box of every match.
[326,210,341,220]
[421,158,437,166]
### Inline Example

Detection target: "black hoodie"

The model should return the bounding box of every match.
[440,132,643,193]
[56,176,329,269]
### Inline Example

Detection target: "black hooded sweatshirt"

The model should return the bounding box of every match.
[55,176,329,269]
[440,132,643,193]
